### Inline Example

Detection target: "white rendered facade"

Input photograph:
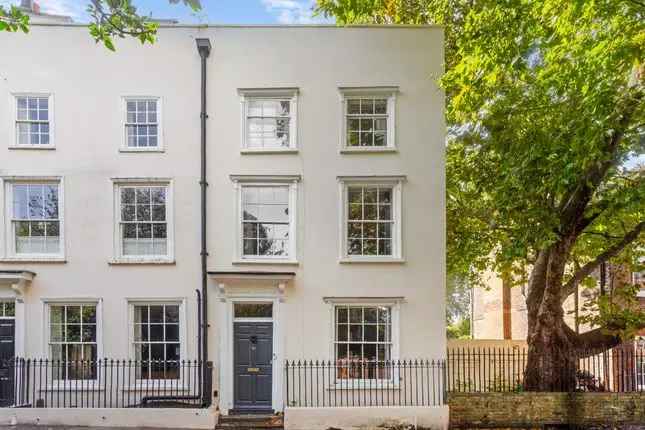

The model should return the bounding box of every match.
[0,24,445,415]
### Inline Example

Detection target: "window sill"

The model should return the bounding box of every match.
[240,148,299,155]
[119,147,165,153]
[233,259,299,266]
[339,257,406,264]
[328,382,400,391]
[340,147,398,154]
[109,258,175,265]
[122,383,190,392]
[41,382,103,391]
[8,145,56,150]
[0,257,66,263]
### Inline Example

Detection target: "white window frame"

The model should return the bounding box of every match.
[42,298,104,386]
[110,177,174,264]
[338,87,398,153]
[324,297,402,388]
[126,298,188,389]
[338,176,405,263]
[0,176,66,262]
[238,88,299,153]
[230,175,300,264]
[121,96,163,152]
[10,93,55,150]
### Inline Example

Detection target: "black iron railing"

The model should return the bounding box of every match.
[2,358,212,408]
[446,345,645,393]
[284,359,447,407]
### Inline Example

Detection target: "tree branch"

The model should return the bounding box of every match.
[561,220,645,301]
[558,87,643,237]
[563,324,622,354]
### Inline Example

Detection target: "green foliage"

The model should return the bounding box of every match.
[1,0,202,51]
[0,5,29,33]
[579,282,645,340]
[446,317,471,339]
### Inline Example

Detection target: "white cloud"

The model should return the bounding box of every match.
[261,0,329,24]
[0,0,88,21]
[38,0,88,20]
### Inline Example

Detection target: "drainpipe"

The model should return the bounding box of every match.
[196,37,211,407]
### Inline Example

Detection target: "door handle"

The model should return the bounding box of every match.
[247,367,260,373]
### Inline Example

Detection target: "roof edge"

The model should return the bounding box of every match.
[25,23,442,30]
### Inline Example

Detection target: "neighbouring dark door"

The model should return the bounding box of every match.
[0,319,15,407]
[233,321,273,412]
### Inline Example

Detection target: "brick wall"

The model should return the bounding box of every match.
[449,392,645,428]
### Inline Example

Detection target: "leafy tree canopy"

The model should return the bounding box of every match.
[0,0,201,50]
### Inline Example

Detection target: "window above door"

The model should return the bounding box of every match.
[230,175,300,265]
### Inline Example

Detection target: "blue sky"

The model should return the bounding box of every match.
[3,0,332,24]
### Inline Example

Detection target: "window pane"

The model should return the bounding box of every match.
[166,324,179,341]
[337,307,348,323]
[50,324,63,342]
[4,302,15,317]
[137,204,151,221]
[134,324,148,341]
[349,325,362,341]
[136,188,151,204]
[66,306,80,323]
[152,205,165,221]
[165,305,179,323]
[349,308,362,323]
[243,239,257,255]
[67,324,81,342]
[360,118,373,131]
[82,324,97,342]
[149,306,164,323]
[363,239,377,255]
[12,185,29,218]
[360,99,374,114]
[347,99,360,114]
[378,239,392,256]
[375,99,387,114]
[374,132,386,146]
[135,306,148,323]
[82,305,96,323]
[122,205,135,221]
[153,224,167,239]
[121,188,135,204]
[44,185,58,219]
[151,188,165,204]
[364,222,377,238]
[348,222,362,239]
[347,131,359,147]
[149,324,164,341]
[234,303,273,318]
[28,184,44,218]
[364,205,377,220]
[336,324,348,342]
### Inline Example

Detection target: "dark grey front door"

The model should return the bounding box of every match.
[233,321,273,412]
[0,319,15,407]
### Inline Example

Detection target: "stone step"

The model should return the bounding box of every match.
[216,414,283,430]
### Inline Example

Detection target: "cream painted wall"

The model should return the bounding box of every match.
[0,24,445,409]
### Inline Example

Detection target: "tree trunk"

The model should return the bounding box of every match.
[523,243,579,391]
[524,318,578,391]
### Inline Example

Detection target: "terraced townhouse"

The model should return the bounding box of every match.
[0,12,446,429]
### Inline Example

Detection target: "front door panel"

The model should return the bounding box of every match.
[0,319,15,407]
[233,321,273,411]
